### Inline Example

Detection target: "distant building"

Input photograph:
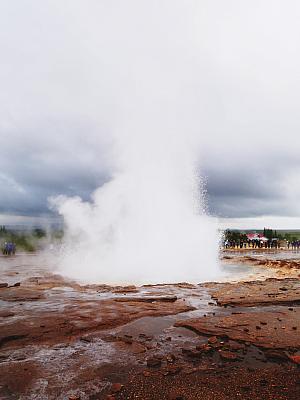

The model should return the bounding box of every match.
[246,233,268,242]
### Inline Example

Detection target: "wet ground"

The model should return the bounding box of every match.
[0,253,300,399]
[223,248,300,259]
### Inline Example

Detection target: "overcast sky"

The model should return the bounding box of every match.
[1,1,300,229]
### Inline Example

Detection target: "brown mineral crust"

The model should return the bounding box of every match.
[221,254,300,271]
[114,340,147,354]
[112,286,139,293]
[82,283,114,292]
[0,360,40,398]
[0,296,193,350]
[141,282,198,289]
[21,275,84,291]
[0,310,15,317]
[175,308,300,349]
[0,287,45,302]
[173,282,199,289]
[204,278,300,307]
[113,296,178,303]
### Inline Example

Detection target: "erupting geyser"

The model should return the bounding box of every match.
[52,132,219,284]
[50,1,220,284]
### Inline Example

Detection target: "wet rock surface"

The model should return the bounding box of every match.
[205,277,300,307]
[175,308,300,349]
[1,253,300,399]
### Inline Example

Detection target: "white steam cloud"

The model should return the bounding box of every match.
[50,1,219,284]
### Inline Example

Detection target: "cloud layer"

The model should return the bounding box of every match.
[0,1,300,221]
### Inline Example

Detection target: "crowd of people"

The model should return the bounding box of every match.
[2,242,16,255]
[287,241,300,250]
[224,239,282,249]
[223,229,300,250]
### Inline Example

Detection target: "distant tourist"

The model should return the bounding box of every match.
[2,242,16,256]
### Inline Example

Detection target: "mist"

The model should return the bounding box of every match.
[50,1,220,284]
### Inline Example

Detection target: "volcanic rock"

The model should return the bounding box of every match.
[264,350,288,362]
[208,336,218,344]
[0,311,15,318]
[175,307,300,349]
[147,357,162,368]
[113,296,178,303]
[161,365,182,376]
[218,350,240,361]
[111,383,123,393]
[207,278,300,307]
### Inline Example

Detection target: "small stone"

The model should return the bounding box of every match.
[80,336,92,343]
[196,343,213,353]
[182,348,202,359]
[168,394,185,400]
[218,350,239,361]
[184,367,196,375]
[289,355,300,365]
[260,379,268,387]
[264,350,288,361]
[147,357,162,368]
[111,383,123,393]
[0,283,8,288]
[131,342,146,354]
[120,336,133,344]
[241,386,251,392]
[166,354,176,363]
[0,311,14,318]
[225,341,245,351]
[208,336,218,344]
[69,396,80,400]
[162,365,182,376]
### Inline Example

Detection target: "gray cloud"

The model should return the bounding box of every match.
[0,119,111,215]
[0,1,300,221]
[203,152,300,218]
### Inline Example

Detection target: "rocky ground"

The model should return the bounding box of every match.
[0,253,300,399]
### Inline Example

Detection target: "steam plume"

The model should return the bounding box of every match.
[50,1,219,284]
